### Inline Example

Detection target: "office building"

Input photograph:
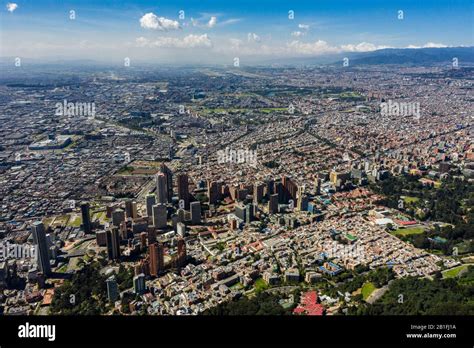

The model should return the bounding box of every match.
[133,273,146,295]
[177,222,186,237]
[112,209,125,227]
[80,202,92,234]
[190,201,201,224]
[207,180,220,204]
[160,163,174,201]
[106,275,119,302]
[177,174,190,209]
[155,173,168,204]
[268,194,279,214]
[31,221,51,276]
[152,204,167,229]
[106,227,121,261]
[149,242,164,277]
[146,194,156,218]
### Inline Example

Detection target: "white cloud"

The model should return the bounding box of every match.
[341,42,389,52]
[287,40,390,55]
[407,42,448,49]
[136,34,212,48]
[139,12,180,31]
[207,16,217,28]
[291,31,304,38]
[298,24,309,30]
[247,33,261,43]
[287,40,337,54]
[6,2,18,12]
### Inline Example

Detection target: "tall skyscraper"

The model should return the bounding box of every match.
[146,194,156,217]
[282,176,297,203]
[234,204,246,221]
[177,173,190,209]
[160,163,174,202]
[106,227,121,260]
[31,221,51,276]
[190,201,201,224]
[124,199,133,219]
[112,209,125,227]
[254,182,265,203]
[149,242,164,277]
[246,204,255,223]
[133,273,146,295]
[207,180,220,204]
[177,222,186,237]
[268,194,279,214]
[80,202,92,234]
[147,227,157,244]
[106,275,119,302]
[155,173,168,204]
[152,204,167,229]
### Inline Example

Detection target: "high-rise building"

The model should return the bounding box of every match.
[106,275,119,302]
[124,199,133,219]
[133,273,146,295]
[254,182,265,203]
[268,194,279,214]
[234,204,246,221]
[31,221,51,276]
[282,176,297,203]
[177,222,186,237]
[149,242,164,277]
[297,194,309,211]
[190,201,201,224]
[119,220,129,240]
[106,227,121,260]
[245,203,255,223]
[152,204,167,229]
[147,227,157,244]
[160,163,173,201]
[131,201,138,219]
[207,180,220,204]
[80,202,92,234]
[112,209,125,227]
[177,174,190,209]
[155,173,168,204]
[145,194,156,217]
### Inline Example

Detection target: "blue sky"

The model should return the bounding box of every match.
[1,0,473,63]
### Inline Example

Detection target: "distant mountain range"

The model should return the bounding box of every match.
[256,47,474,67]
[343,47,474,66]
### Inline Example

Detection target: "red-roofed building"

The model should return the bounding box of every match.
[293,291,325,316]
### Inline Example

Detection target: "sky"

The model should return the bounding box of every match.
[0,0,473,64]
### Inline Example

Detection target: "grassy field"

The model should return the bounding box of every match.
[361,282,376,300]
[254,278,269,292]
[67,215,82,227]
[403,196,420,204]
[392,227,425,236]
[442,265,469,279]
